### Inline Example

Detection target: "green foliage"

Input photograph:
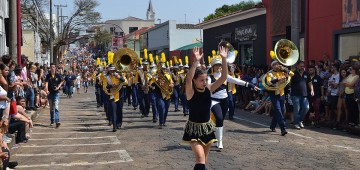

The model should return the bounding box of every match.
[204,0,259,21]
[94,30,112,45]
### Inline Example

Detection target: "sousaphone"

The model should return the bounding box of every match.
[105,48,138,96]
[261,39,299,91]
[113,48,138,72]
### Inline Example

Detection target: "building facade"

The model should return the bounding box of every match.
[140,20,202,62]
[262,0,359,64]
[0,0,8,56]
[104,1,155,50]
[125,27,149,57]
[199,7,267,67]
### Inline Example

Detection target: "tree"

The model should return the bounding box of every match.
[21,0,101,63]
[93,30,112,46]
[204,0,259,21]
[93,29,112,52]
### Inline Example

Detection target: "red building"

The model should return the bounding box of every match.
[262,0,360,65]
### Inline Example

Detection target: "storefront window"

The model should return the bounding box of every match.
[339,32,360,61]
[239,43,253,66]
[244,44,253,65]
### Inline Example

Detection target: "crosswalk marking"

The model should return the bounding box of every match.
[30,136,117,140]
[14,150,128,157]
[21,142,121,148]
[15,151,133,168]
[34,125,109,129]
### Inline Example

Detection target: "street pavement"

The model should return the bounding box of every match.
[10,88,360,170]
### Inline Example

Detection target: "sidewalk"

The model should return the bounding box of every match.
[236,108,360,137]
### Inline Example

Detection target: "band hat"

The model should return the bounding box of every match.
[184,64,189,68]
[109,66,116,71]
[161,63,166,68]
[142,60,149,65]
[210,58,222,67]
[271,60,279,67]
[150,62,156,68]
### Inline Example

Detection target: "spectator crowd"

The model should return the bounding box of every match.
[232,59,360,130]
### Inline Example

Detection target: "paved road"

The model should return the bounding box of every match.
[10,88,360,170]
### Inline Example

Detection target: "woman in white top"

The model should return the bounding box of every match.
[207,56,259,149]
[343,64,360,126]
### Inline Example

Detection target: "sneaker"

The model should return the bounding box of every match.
[2,136,12,143]
[293,125,301,130]
[55,122,61,128]
[299,121,304,128]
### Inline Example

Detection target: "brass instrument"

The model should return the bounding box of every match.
[261,39,299,91]
[218,41,237,63]
[154,62,173,97]
[150,66,157,76]
[143,70,150,94]
[113,48,138,72]
[104,48,138,96]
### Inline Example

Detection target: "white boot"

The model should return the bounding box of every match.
[216,127,223,149]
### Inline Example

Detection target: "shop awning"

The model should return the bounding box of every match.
[176,42,203,51]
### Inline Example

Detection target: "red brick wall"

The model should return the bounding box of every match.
[270,0,291,36]
[308,0,342,62]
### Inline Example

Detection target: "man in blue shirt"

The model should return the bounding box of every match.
[65,71,76,98]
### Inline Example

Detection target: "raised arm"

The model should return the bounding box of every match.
[208,46,228,92]
[227,75,259,90]
[186,47,202,100]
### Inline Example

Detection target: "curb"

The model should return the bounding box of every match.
[8,108,43,149]
[319,121,360,136]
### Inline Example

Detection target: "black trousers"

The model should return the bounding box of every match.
[211,98,229,127]
[8,120,26,144]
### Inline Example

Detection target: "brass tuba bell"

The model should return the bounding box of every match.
[113,48,138,73]
[218,41,237,63]
[261,39,299,91]
[273,39,299,66]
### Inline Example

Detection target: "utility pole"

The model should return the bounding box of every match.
[54,4,67,36]
[17,0,21,65]
[50,0,53,63]
[9,0,17,62]
[55,5,59,36]
[291,0,300,60]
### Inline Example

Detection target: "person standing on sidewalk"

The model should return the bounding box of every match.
[45,63,65,128]
[343,64,359,127]
[182,47,227,170]
[291,61,312,130]
[307,65,323,127]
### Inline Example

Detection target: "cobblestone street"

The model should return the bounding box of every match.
[10,89,360,170]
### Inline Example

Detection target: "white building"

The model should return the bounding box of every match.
[141,20,203,58]
[0,0,9,56]
[103,0,155,49]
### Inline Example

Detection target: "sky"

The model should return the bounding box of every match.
[53,0,254,24]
